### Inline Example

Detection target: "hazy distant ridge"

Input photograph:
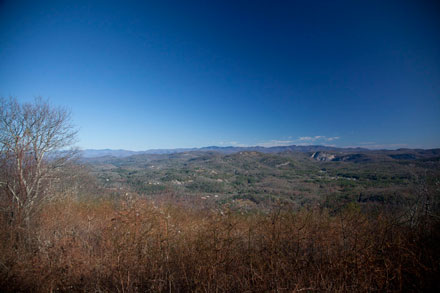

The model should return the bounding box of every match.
[81,145,370,158]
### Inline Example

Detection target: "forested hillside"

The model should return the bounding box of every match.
[84,149,440,213]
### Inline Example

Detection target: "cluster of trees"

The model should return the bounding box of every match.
[0,97,77,228]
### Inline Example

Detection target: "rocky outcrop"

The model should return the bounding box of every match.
[311,152,336,161]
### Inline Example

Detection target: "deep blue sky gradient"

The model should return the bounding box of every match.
[1,0,439,150]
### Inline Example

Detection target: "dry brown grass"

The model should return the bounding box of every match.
[1,196,438,292]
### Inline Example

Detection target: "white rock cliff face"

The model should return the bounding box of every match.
[311,152,336,161]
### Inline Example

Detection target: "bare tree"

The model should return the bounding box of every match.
[0,97,77,226]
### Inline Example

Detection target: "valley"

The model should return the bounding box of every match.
[84,146,440,212]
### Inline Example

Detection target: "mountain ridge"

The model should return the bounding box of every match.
[80,145,440,158]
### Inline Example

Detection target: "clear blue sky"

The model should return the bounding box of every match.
[1,0,439,150]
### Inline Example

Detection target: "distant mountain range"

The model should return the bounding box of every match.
[81,145,381,158]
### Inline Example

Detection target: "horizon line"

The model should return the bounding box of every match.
[78,144,439,152]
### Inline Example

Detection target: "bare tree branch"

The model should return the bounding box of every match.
[0,97,78,227]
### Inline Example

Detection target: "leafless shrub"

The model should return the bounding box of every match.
[0,195,438,292]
